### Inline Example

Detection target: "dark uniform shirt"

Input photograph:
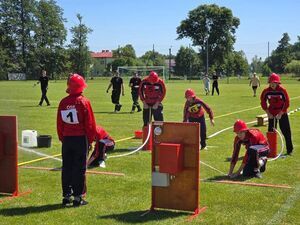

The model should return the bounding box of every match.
[129,77,141,91]
[212,75,218,83]
[111,76,123,91]
[39,76,49,90]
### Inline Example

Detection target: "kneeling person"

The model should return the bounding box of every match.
[228,120,269,179]
[87,125,115,168]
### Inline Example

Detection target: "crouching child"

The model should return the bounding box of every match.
[228,119,270,179]
[87,125,115,168]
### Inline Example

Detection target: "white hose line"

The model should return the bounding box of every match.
[200,160,227,176]
[18,146,62,162]
[107,124,152,159]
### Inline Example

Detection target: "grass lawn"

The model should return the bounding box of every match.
[0,76,300,225]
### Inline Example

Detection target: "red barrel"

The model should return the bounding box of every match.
[142,125,152,151]
[267,131,277,158]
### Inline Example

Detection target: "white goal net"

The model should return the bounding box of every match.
[117,66,166,80]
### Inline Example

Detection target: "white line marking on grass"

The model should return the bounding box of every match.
[18,146,62,162]
[267,184,300,225]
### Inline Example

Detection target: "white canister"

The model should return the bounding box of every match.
[21,130,38,147]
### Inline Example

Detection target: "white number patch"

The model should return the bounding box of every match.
[61,108,79,124]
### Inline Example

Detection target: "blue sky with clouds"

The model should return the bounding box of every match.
[57,0,300,61]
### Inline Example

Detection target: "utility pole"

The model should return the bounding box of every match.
[206,38,209,75]
[169,46,172,80]
[267,41,270,58]
[189,44,192,82]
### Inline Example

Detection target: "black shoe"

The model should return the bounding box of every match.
[62,197,72,206]
[137,108,142,112]
[73,198,88,207]
[287,151,293,156]
[47,103,50,106]
[117,104,122,111]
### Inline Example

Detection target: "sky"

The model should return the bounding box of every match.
[56,0,300,62]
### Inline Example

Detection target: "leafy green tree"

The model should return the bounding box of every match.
[250,56,264,74]
[69,14,92,78]
[269,33,292,73]
[33,0,67,79]
[223,51,248,77]
[140,50,165,66]
[174,46,202,78]
[285,60,300,77]
[291,36,300,60]
[0,0,36,76]
[177,4,240,69]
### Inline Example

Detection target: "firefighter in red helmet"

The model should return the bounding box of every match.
[228,120,270,179]
[260,73,293,155]
[183,88,214,150]
[57,74,97,207]
[138,71,166,126]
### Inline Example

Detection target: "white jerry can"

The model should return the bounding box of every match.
[21,130,38,147]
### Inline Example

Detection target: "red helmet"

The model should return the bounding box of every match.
[67,74,87,94]
[268,73,281,84]
[148,71,159,83]
[233,119,248,132]
[185,88,196,98]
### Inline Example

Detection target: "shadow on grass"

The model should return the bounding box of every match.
[204,175,252,182]
[97,209,188,223]
[94,111,132,114]
[0,203,64,216]
[20,105,57,109]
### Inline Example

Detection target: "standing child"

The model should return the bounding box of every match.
[249,72,260,97]
[57,74,96,207]
[202,74,210,95]
[87,125,115,168]
[183,89,215,150]
[129,72,142,113]
[260,73,293,155]
[139,71,166,127]
[106,72,124,112]
[228,120,270,179]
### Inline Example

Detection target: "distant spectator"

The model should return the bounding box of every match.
[249,72,260,97]
[129,72,142,113]
[106,72,124,113]
[211,72,220,96]
[202,74,210,95]
[35,70,50,106]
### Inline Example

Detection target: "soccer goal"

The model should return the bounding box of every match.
[117,66,166,80]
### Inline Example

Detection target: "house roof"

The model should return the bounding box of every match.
[91,50,113,58]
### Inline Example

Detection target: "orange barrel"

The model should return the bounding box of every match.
[142,125,152,151]
[267,131,277,158]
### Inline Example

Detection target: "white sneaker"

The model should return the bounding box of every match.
[99,160,106,168]
[258,159,264,168]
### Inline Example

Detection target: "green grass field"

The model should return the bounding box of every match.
[0,77,300,225]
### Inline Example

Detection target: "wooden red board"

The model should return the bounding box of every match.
[0,116,18,195]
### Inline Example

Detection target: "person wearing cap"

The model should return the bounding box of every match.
[87,125,115,168]
[139,71,166,127]
[260,73,293,155]
[228,120,270,179]
[129,72,142,113]
[183,88,215,150]
[106,72,124,113]
[57,74,97,207]
[249,72,260,97]
[202,74,210,95]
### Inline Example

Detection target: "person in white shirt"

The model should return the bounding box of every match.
[249,72,260,97]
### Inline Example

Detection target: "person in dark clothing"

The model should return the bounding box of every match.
[183,88,215,150]
[211,72,220,96]
[35,70,50,106]
[139,71,166,127]
[228,120,270,179]
[106,72,124,112]
[260,73,293,155]
[57,74,97,207]
[129,72,142,113]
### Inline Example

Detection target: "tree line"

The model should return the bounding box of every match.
[1,2,300,80]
